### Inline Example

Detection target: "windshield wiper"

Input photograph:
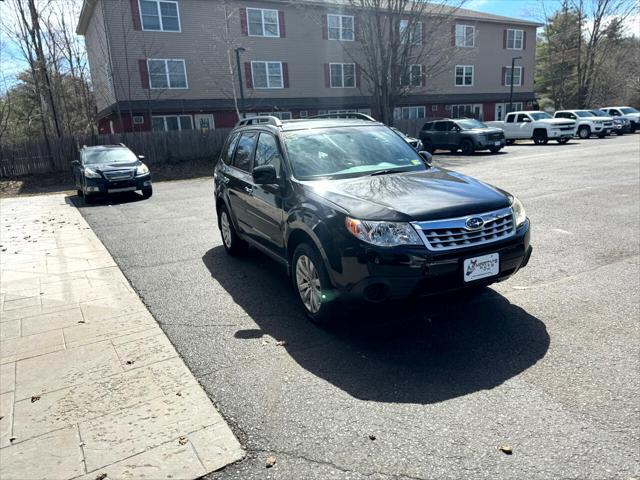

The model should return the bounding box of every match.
[370,168,413,176]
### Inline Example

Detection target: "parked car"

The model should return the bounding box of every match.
[590,109,628,135]
[73,144,152,202]
[554,110,612,138]
[419,118,506,155]
[214,116,532,322]
[600,106,640,132]
[390,127,423,150]
[486,111,576,144]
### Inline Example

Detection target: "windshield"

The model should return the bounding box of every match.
[620,107,639,114]
[574,111,594,117]
[283,126,426,180]
[530,112,552,120]
[390,127,408,138]
[456,119,488,129]
[590,110,608,117]
[83,148,137,165]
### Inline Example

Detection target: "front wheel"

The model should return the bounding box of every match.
[292,243,335,324]
[533,131,548,145]
[616,130,624,136]
[489,146,502,153]
[557,137,569,144]
[219,205,248,256]
[142,187,153,198]
[577,126,591,139]
[597,133,606,138]
[460,139,475,155]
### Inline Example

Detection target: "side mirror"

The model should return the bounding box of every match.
[523,118,532,123]
[72,160,80,166]
[138,155,145,160]
[252,165,278,185]
[418,151,433,166]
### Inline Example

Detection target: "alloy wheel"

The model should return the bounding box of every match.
[220,211,232,248]
[295,254,321,313]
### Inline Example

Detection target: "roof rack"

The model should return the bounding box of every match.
[236,116,283,127]
[310,112,376,121]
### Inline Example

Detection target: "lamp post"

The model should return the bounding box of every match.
[235,47,246,119]
[508,55,522,114]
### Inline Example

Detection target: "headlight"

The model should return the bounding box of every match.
[345,217,421,247]
[84,167,101,178]
[136,163,149,176]
[511,196,527,228]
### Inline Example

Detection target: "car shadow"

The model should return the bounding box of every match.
[67,191,148,207]
[203,245,549,405]
[433,150,509,158]
[509,141,580,146]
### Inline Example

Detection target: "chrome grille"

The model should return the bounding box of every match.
[103,170,135,180]
[412,207,515,252]
[488,132,504,141]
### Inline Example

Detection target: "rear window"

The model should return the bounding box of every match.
[422,122,433,131]
[232,132,257,172]
[221,132,240,165]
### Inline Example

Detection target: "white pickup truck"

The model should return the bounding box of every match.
[486,111,576,145]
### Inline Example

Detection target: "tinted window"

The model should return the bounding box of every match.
[83,148,137,165]
[433,121,448,132]
[456,119,488,129]
[422,122,434,131]
[222,133,240,165]
[254,133,283,176]
[555,112,568,118]
[530,112,552,120]
[505,114,515,123]
[233,132,257,172]
[516,114,529,123]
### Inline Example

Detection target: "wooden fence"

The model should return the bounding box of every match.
[0,129,232,178]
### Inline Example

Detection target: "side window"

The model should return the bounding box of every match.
[254,133,283,176]
[445,121,457,131]
[433,121,447,131]
[516,114,528,123]
[222,133,240,165]
[505,114,515,123]
[611,109,620,116]
[555,112,566,118]
[422,122,433,131]
[232,132,258,172]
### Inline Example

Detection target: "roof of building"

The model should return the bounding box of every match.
[77,0,541,34]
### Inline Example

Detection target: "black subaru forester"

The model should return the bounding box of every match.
[214,116,532,322]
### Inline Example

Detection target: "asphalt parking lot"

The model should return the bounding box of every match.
[74,134,639,480]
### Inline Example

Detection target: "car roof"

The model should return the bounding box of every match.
[234,118,386,134]
[81,145,129,150]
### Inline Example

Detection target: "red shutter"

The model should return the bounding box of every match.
[422,65,426,87]
[520,67,525,86]
[503,29,507,48]
[130,0,141,30]
[451,24,456,46]
[282,62,289,87]
[322,14,328,39]
[138,59,149,89]
[279,11,286,37]
[244,62,253,89]
[501,67,506,86]
[522,31,527,50]
[324,64,330,87]
[240,8,248,35]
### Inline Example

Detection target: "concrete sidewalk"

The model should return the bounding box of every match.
[0,194,243,479]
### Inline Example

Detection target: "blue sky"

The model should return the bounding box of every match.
[464,0,547,22]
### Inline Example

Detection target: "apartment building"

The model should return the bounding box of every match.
[76,0,540,133]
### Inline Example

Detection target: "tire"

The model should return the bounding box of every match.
[76,189,83,197]
[292,243,335,324]
[533,130,548,145]
[616,130,624,136]
[577,126,591,139]
[506,139,515,146]
[449,148,459,154]
[218,204,248,256]
[556,137,570,144]
[597,133,606,138]
[489,146,502,153]
[460,139,475,155]
[142,187,153,198]
[84,194,96,204]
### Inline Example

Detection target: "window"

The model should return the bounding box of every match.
[422,122,434,131]
[232,132,258,172]
[455,65,473,86]
[152,115,193,131]
[516,114,530,123]
[139,0,180,31]
[505,114,516,123]
[505,66,522,86]
[330,63,355,88]
[247,8,279,37]
[299,111,308,118]
[393,106,426,120]
[433,121,451,131]
[451,104,472,118]
[148,59,187,89]
[399,19,422,44]
[254,133,283,176]
[431,105,438,112]
[252,62,283,89]
[401,64,422,87]
[328,14,354,41]
[455,24,475,47]
[506,29,524,49]
[132,115,144,125]
[222,133,240,165]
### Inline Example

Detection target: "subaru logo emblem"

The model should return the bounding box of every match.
[465,216,484,230]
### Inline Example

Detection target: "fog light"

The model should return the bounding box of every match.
[86,186,99,192]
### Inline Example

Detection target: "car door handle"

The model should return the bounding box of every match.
[244,186,253,194]
[221,176,230,184]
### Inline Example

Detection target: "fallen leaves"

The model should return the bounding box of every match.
[30,396,41,403]
[95,473,107,480]
[178,436,188,445]
[265,455,277,468]
[497,444,513,455]
[368,434,376,441]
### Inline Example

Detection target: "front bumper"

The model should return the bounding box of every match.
[549,129,575,138]
[84,174,152,195]
[475,138,506,149]
[331,220,532,302]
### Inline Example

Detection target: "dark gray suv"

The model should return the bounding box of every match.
[420,118,506,155]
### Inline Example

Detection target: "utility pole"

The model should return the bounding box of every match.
[508,56,522,114]
[235,47,246,119]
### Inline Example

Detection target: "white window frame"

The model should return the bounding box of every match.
[247,8,280,37]
[147,59,188,89]
[138,0,181,32]
[327,14,354,41]
[299,111,308,118]
[504,66,522,87]
[152,115,193,131]
[431,105,438,112]
[399,19,422,44]
[132,115,145,125]
[393,106,426,120]
[506,29,524,49]
[251,61,284,89]
[329,63,356,88]
[455,24,475,47]
[405,64,422,87]
[454,65,474,87]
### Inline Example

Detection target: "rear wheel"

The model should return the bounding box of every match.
[533,130,548,145]
[577,126,591,139]
[219,205,248,256]
[460,139,475,155]
[292,243,335,324]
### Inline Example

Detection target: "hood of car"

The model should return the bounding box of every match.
[302,167,511,222]
[463,128,504,134]
[89,161,140,171]
[541,118,575,126]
